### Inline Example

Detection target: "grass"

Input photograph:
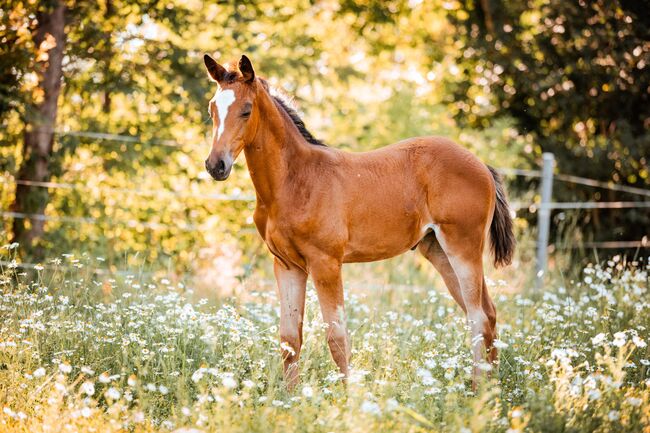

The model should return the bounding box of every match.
[0,247,648,432]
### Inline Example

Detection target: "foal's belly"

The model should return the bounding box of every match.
[342,211,428,263]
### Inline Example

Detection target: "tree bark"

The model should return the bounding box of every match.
[102,0,114,114]
[11,1,66,253]
[479,0,495,34]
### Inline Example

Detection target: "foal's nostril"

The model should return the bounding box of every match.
[217,159,226,173]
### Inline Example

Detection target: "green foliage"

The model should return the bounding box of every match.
[1,0,646,272]
[446,0,649,245]
[0,0,535,272]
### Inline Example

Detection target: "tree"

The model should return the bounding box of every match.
[10,0,66,252]
[446,0,650,246]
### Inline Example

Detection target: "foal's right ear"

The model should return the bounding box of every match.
[204,54,227,82]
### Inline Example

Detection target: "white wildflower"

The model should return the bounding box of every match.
[632,335,646,348]
[588,389,601,401]
[361,400,382,416]
[591,333,607,346]
[301,386,314,398]
[80,381,95,396]
[222,376,237,389]
[613,332,627,347]
[477,362,493,372]
[33,367,46,378]
[191,369,204,383]
[386,398,399,412]
[105,387,120,400]
[280,341,296,356]
[627,397,642,407]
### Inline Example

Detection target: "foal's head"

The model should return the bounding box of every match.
[203,54,258,181]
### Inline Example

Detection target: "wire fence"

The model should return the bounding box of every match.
[1,131,649,275]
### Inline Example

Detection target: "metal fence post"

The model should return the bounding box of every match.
[536,153,555,289]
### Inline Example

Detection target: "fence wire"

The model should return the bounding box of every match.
[1,131,649,253]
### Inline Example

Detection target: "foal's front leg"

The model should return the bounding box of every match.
[274,258,307,388]
[310,257,350,377]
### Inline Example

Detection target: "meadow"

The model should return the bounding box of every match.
[2,2,648,432]
[1,245,648,433]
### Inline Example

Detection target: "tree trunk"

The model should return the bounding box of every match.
[102,0,114,114]
[479,0,495,34]
[11,1,66,253]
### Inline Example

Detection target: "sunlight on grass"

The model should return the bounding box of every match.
[0,248,648,432]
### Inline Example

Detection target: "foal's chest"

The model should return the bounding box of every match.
[253,204,301,267]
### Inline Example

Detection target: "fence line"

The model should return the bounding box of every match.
[496,167,541,178]
[2,138,650,280]
[12,128,650,199]
[0,211,205,232]
[52,129,650,198]
[3,178,255,202]
[52,129,650,199]
[554,173,650,198]
[2,178,648,209]
[559,239,649,249]
[0,259,139,276]
[56,130,193,149]
[0,211,258,235]
[543,201,650,210]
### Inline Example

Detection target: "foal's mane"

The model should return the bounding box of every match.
[258,78,327,147]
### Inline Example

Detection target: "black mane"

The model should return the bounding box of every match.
[272,96,327,147]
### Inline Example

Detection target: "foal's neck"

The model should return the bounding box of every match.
[244,88,312,205]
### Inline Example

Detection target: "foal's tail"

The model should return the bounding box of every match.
[487,166,515,267]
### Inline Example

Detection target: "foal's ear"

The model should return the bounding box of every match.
[204,54,227,82]
[239,55,255,83]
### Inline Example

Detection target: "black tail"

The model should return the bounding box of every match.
[487,166,515,267]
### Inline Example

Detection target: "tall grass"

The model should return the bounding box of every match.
[0,247,648,432]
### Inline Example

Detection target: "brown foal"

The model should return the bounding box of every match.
[202,54,515,388]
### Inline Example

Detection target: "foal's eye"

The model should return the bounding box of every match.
[241,111,251,118]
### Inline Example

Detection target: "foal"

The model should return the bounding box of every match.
[202,54,515,388]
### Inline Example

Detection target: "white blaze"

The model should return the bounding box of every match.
[212,89,236,141]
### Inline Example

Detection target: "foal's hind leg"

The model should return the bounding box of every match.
[417,232,466,313]
[432,224,498,385]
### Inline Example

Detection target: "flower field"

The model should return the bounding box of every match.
[0,250,648,432]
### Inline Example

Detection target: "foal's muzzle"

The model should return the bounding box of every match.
[205,157,232,181]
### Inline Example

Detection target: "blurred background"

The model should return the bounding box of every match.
[0,0,648,292]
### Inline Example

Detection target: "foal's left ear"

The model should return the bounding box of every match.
[239,55,255,83]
